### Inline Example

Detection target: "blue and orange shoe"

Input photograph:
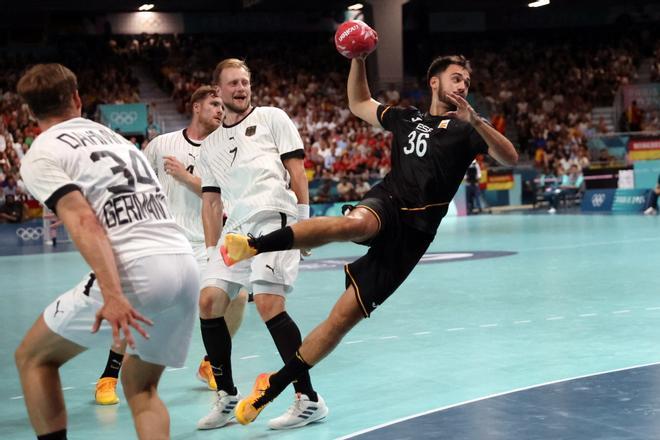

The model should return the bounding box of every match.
[221,234,257,266]
[235,373,274,425]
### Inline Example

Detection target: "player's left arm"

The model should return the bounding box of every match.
[282,156,309,207]
[445,92,518,166]
[283,155,311,256]
[163,155,202,197]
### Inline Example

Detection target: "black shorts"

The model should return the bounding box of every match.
[345,186,434,318]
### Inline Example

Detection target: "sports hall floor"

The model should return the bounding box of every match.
[2,212,659,439]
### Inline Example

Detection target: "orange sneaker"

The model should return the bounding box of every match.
[196,358,217,391]
[95,377,119,405]
[221,234,257,266]
[235,373,274,425]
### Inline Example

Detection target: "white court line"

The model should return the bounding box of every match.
[446,327,465,332]
[479,324,498,328]
[345,340,364,344]
[10,395,24,400]
[546,316,564,321]
[523,236,660,252]
[336,360,660,439]
[240,355,259,360]
[645,307,660,311]
[514,320,531,324]
[413,331,432,336]
[579,313,597,317]
[612,310,631,314]
[62,387,74,391]
[166,367,187,372]
[379,336,399,340]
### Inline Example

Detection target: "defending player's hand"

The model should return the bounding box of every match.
[92,294,153,350]
[163,155,188,182]
[444,92,481,127]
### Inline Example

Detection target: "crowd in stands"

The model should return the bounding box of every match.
[3,25,660,222]
[0,39,141,223]
[119,33,401,203]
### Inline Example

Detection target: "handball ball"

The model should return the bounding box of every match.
[334,20,378,59]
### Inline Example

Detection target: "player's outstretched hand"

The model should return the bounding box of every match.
[92,294,153,350]
[444,92,481,126]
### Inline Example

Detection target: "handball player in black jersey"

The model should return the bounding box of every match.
[225,54,519,425]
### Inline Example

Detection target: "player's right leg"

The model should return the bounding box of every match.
[120,354,167,440]
[235,284,365,425]
[222,206,380,265]
[197,282,244,430]
[15,315,85,438]
[194,242,248,391]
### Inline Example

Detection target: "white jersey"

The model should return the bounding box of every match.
[143,129,204,243]
[198,106,303,232]
[21,117,191,264]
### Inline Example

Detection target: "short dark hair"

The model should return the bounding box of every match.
[426,55,471,85]
[190,85,217,105]
[17,63,78,119]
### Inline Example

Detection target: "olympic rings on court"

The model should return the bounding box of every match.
[16,227,45,241]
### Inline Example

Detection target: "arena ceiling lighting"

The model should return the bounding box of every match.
[528,0,550,7]
[348,3,364,10]
[138,3,154,11]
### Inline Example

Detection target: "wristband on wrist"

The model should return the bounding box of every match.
[297,204,310,221]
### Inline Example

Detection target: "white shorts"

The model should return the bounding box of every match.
[191,241,207,275]
[201,211,300,299]
[43,254,200,368]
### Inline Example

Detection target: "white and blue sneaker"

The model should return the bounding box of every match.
[268,393,329,430]
[197,389,241,430]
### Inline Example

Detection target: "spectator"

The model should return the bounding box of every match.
[384,83,400,105]
[626,100,643,132]
[547,164,584,214]
[354,176,371,200]
[0,194,23,223]
[465,159,483,215]
[313,180,333,203]
[336,176,356,201]
[643,174,660,216]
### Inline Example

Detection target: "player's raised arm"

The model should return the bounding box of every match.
[347,58,383,128]
[335,20,382,128]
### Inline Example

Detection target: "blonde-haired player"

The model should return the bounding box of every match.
[195,58,328,430]
[93,86,248,405]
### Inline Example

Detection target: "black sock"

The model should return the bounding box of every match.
[99,349,123,379]
[251,226,294,253]
[265,312,317,401]
[200,317,236,395]
[37,429,67,440]
[255,350,313,409]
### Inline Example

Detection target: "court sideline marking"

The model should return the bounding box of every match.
[336,361,660,439]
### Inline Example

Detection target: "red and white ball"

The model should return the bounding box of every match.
[334,20,378,59]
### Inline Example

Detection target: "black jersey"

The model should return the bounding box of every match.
[376,104,488,234]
